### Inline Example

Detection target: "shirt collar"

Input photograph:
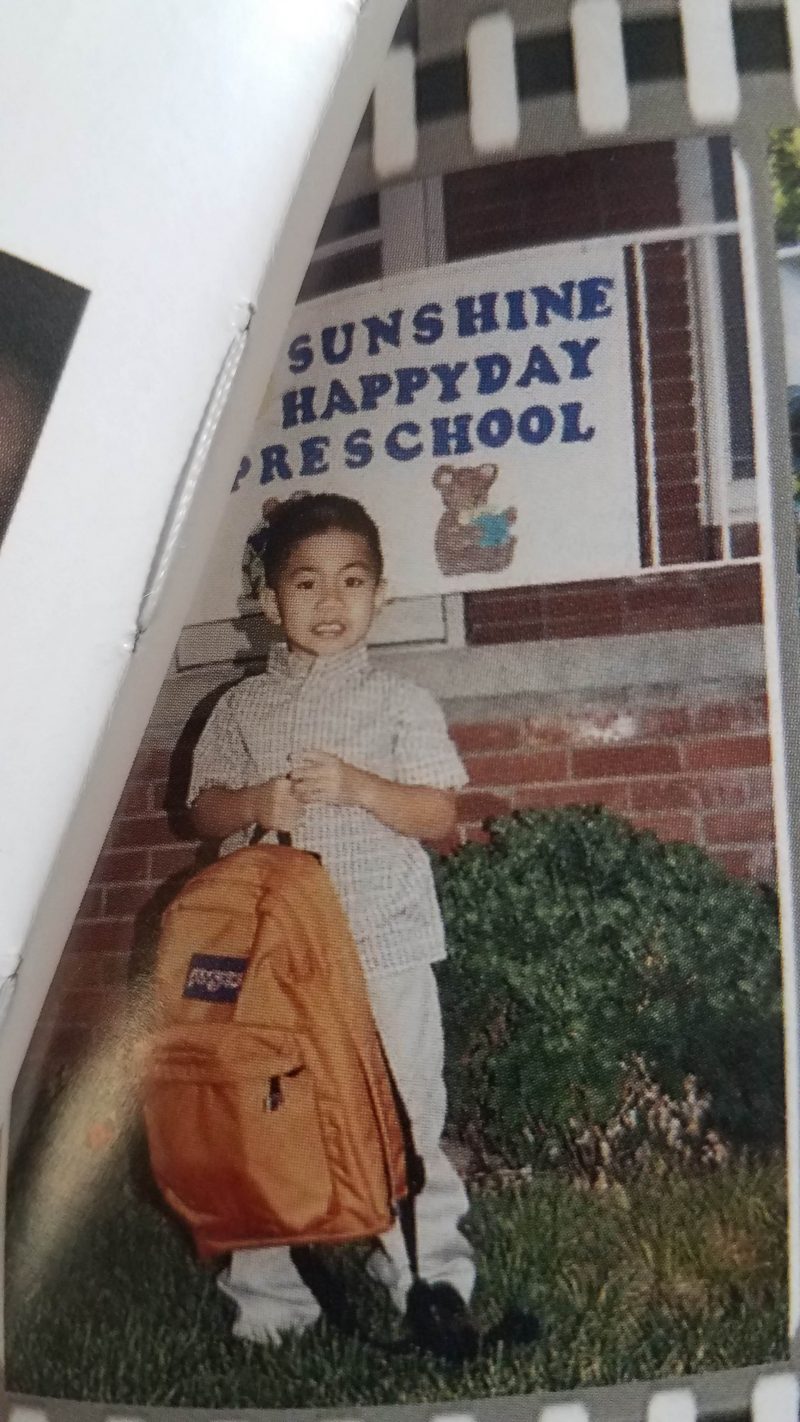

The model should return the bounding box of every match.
[271,641,369,687]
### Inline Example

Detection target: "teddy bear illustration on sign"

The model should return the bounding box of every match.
[433,463,518,576]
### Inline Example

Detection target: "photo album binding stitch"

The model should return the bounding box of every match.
[4,4,800,1420]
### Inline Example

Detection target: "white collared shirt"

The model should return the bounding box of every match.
[188,643,467,977]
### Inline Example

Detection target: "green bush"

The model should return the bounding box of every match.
[434,808,784,1170]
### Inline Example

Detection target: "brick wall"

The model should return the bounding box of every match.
[443,143,682,259]
[451,690,772,880]
[629,238,706,567]
[34,668,772,1070]
[464,561,762,644]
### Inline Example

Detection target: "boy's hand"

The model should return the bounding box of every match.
[291,751,368,810]
[290,753,457,840]
[247,776,301,834]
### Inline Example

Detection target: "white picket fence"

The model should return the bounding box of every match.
[6,1369,800,1422]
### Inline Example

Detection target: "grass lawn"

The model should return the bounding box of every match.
[5,1147,788,1409]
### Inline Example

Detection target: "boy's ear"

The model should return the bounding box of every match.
[257,586,282,625]
[373,578,388,616]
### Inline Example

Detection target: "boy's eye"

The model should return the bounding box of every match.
[295,578,315,591]
[344,575,365,588]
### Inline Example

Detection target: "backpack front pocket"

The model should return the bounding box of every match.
[144,1023,334,1253]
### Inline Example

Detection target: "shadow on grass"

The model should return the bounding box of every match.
[4,1137,789,1410]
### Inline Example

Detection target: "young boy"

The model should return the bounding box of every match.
[188,492,475,1343]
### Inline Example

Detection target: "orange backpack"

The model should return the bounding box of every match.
[143,843,410,1260]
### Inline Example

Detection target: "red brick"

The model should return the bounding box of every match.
[57,986,130,1030]
[571,743,681,779]
[702,809,775,845]
[104,882,159,920]
[659,535,707,569]
[91,848,150,885]
[65,921,134,956]
[711,845,776,882]
[465,589,543,614]
[472,582,545,607]
[658,540,706,568]
[704,524,762,560]
[117,782,150,816]
[149,778,170,812]
[654,482,702,512]
[653,403,697,434]
[111,814,176,850]
[694,768,773,810]
[645,261,689,291]
[702,563,760,594]
[543,612,625,640]
[457,790,510,822]
[712,848,753,879]
[465,589,543,617]
[450,721,521,754]
[654,453,703,486]
[540,582,622,613]
[689,697,767,735]
[657,538,706,569]
[466,615,546,646]
[731,524,760,558]
[655,511,704,541]
[650,346,692,383]
[626,605,706,635]
[429,832,461,857]
[624,580,700,615]
[521,718,571,749]
[150,845,200,880]
[467,750,569,787]
[638,706,692,739]
[652,377,695,406]
[627,776,698,811]
[473,609,548,636]
[750,844,777,880]
[465,565,764,649]
[645,265,689,296]
[75,886,104,921]
[644,292,690,327]
[626,810,696,842]
[681,735,771,771]
[644,239,687,270]
[653,426,699,460]
[55,950,132,994]
[514,780,630,813]
[461,825,492,846]
[699,600,762,629]
[130,745,172,782]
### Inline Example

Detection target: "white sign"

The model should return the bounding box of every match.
[189,238,641,618]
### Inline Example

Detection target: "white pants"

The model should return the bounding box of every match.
[219,964,475,1342]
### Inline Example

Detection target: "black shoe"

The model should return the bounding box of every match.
[483,1304,541,1350]
[404,1280,480,1363]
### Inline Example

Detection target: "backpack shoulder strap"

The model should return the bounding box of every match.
[376,1039,425,1281]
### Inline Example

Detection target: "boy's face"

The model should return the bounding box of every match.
[260,528,386,658]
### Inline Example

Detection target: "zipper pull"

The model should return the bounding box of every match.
[266,1075,283,1112]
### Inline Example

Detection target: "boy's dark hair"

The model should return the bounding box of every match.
[246,492,384,594]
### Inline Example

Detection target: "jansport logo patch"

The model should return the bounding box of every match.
[183,953,247,1003]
